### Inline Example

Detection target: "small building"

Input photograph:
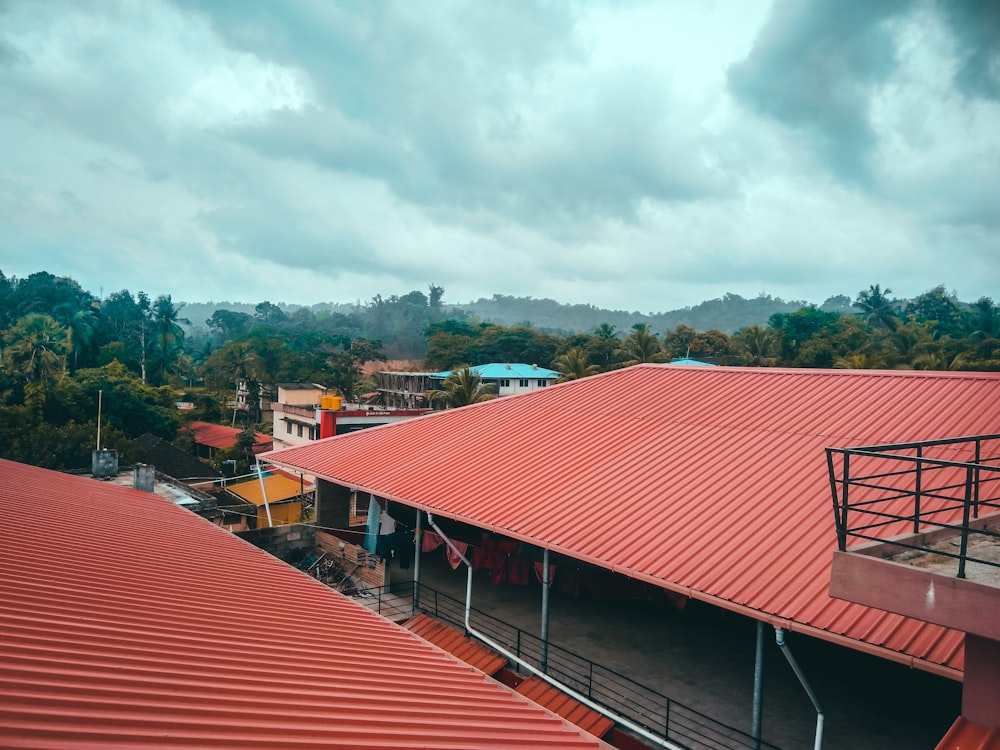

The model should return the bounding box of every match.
[222,472,311,528]
[179,421,272,459]
[430,363,562,397]
[271,382,430,450]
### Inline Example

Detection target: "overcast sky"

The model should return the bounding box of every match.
[1,0,997,313]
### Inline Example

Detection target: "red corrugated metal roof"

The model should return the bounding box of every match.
[264,366,1000,677]
[182,421,272,450]
[935,716,1000,749]
[404,613,508,676]
[515,677,615,739]
[0,459,609,750]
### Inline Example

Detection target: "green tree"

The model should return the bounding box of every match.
[2,313,69,382]
[149,295,189,385]
[552,348,600,382]
[427,366,497,408]
[733,325,780,366]
[617,324,666,366]
[904,286,964,338]
[854,284,900,331]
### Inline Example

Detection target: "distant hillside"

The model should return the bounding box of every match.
[453,293,856,335]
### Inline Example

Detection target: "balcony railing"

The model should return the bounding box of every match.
[350,580,783,750]
[827,434,1000,579]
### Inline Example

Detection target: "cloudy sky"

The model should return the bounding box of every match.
[1,0,997,313]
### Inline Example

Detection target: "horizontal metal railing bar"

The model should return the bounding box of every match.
[839,433,1000,453]
[385,581,780,750]
[829,448,1000,472]
[841,532,1000,568]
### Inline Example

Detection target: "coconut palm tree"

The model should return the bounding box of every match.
[854,284,900,331]
[593,323,619,340]
[553,348,600,382]
[733,325,779,366]
[1,313,69,382]
[426,366,496,409]
[616,324,667,367]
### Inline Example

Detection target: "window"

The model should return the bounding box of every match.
[519,379,529,388]
[500,379,510,388]
[285,422,292,434]
[538,380,547,387]
[297,424,304,437]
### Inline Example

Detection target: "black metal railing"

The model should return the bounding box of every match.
[827,434,1000,579]
[351,581,783,750]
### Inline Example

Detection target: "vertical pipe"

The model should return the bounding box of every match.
[97,390,103,450]
[256,459,273,528]
[958,466,973,579]
[913,445,923,533]
[751,619,765,750]
[775,628,824,750]
[541,547,551,673]
[413,511,422,613]
[974,438,982,519]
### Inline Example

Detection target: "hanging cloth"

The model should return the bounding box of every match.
[422,530,444,553]
[363,496,380,553]
[445,540,469,570]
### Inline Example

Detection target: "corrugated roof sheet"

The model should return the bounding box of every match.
[0,459,609,750]
[265,366,1000,678]
[404,613,508,676]
[226,473,311,505]
[935,716,1000,750]
[431,363,562,379]
[182,421,272,451]
[515,677,615,739]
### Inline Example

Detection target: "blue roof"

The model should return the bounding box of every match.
[668,358,718,366]
[431,363,562,380]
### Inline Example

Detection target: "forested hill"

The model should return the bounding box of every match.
[180,292,854,335]
[452,293,856,334]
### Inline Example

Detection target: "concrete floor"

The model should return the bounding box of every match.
[413,552,961,750]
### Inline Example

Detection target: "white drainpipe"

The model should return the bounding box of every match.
[424,514,685,750]
[775,627,824,750]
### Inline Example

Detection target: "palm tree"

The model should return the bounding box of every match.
[854,284,900,331]
[967,297,1000,341]
[1,313,69,382]
[552,348,600,382]
[616,324,667,367]
[150,295,190,385]
[426,366,496,409]
[733,325,779,366]
[594,323,619,340]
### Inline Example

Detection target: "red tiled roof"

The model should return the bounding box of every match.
[264,366,1000,678]
[0,459,609,750]
[182,420,272,451]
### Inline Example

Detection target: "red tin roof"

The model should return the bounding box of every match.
[935,716,1000,750]
[404,613,508,676]
[264,366,1000,678]
[182,420,272,451]
[0,459,609,750]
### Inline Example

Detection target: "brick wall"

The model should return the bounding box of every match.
[237,523,316,564]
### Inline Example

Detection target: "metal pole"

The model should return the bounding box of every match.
[256,458,273,528]
[541,547,551,673]
[751,619,765,750]
[775,628,824,750]
[958,466,973,579]
[96,390,103,450]
[424,515,686,750]
[413,511,422,613]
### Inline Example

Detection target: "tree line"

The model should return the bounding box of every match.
[1,269,997,471]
